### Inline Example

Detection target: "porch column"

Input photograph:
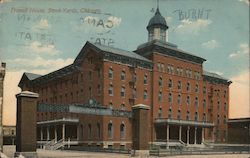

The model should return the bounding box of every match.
[187,126,190,145]
[62,124,65,141]
[202,128,205,143]
[54,125,57,143]
[167,124,169,149]
[47,126,50,141]
[179,126,182,141]
[77,125,80,141]
[40,127,43,141]
[194,127,197,144]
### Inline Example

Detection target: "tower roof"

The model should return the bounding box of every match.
[147,7,168,30]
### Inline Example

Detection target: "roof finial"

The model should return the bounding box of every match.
[157,0,159,9]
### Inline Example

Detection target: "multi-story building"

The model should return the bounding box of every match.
[18,7,231,149]
[0,61,6,151]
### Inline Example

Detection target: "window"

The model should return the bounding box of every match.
[217,114,220,124]
[195,112,198,121]
[120,124,125,139]
[217,101,220,110]
[159,77,163,87]
[168,93,173,103]
[88,124,92,139]
[120,104,125,110]
[144,75,148,84]
[88,57,93,64]
[157,63,161,71]
[177,110,181,120]
[97,68,101,78]
[177,81,182,90]
[109,102,113,109]
[109,85,113,96]
[186,111,190,120]
[144,90,148,100]
[88,87,92,98]
[168,79,173,88]
[224,102,227,111]
[108,123,113,139]
[97,84,101,94]
[121,87,125,97]
[195,97,199,107]
[186,96,190,105]
[168,108,172,119]
[167,65,171,74]
[203,113,206,122]
[171,66,174,74]
[121,71,126,80]
[158,91,162,101]
[109,68,113,79]
[161,64,165,72]
[88,71,92,80]
[195,84,199,93]
[224,115,227,124]
[177,94,181,105]
[203,86,206,94]
[224,90,227,98]
[97,123,101,139]
[203,99,206,108]
[187,82,191,92]
[158,108,162,118]
[132,88,137,98]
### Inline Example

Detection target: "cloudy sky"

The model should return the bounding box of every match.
[0,0,249,125]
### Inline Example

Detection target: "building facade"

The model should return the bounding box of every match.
[18,7,231,149]
[0,61,6,151]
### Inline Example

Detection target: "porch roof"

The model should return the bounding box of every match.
[155,118,214,127]
[37,118,79,125]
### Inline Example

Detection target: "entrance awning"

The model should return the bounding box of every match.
[155,118,214,127]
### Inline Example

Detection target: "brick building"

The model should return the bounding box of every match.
[18,7,231,150]
[227,118,250,144]
[0,61,6,152]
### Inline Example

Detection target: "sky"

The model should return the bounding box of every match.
[0,0,249,125]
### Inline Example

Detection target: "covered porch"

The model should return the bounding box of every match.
[154,118,214,147]
[36,118,80,149]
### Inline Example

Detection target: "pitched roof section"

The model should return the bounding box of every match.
[135,39,206,64]
[203,70,232,85]
[24,72,42,80]
[91,42,152,63]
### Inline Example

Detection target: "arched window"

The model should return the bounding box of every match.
[168,108,172,119]
[186,111,190,120]
[177,110,181,120]
[120,123,125,139]
[109,68,113,79]
[168,93,173,103]
[121,71,126,80]
[97,123,101,139]
[144,75,148,84]
[186,95,190,105]
[88,124,92,139]
[158,91,162,101]
[109,84,113,96]
[144,90,148,100]
[121,86,125,97]
[158,108,162,118]
[109,102,113,109]
[177,94,181,105]
[159,77,163,86]
[108,122,113,139]
[195,112,198,121]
